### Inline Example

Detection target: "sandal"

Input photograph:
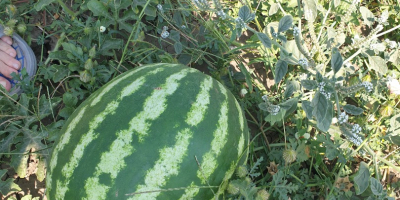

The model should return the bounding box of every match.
[0,25,37,95]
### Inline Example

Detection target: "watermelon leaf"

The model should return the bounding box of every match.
[354,162,370,194]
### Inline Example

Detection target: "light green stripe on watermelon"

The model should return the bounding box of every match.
[83,68,193,199]
[131,128,193,200]
[185,76,213,126]
[90,63,165,107]
[131,76,213,199]
[55,77,147,199]
[179,182,198,200]
[197,83,229,184]
[46,106,87,191]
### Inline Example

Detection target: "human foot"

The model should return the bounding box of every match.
[0,35,21,91]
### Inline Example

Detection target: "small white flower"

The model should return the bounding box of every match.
[269,104,280,115]
[240,88,248,97]
[99,26,106,32]
[298,58,308,68]
[181,25,186,29]
[318,82,332,99]
[299,73,307,81]
[161,30,169,38]
[349,133,363,146]
[157,4,163,12]
[216,9,226,19]
[293,27,300,36]
[386,40,397,49]
[235,17,245,29]
[351,124,362,134]
[262,95,268,102]
[338,112,348,124]
[378,10,389,24]
[272,32,278,38]
[375,24,384,32]
[387,75,400,95]
[351,34,361,44]
[361,82,373,92]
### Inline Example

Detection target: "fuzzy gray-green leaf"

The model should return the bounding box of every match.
[343,104,363,115]
[331,48,343,75]
[174,42,183,54]
[278,15,293,33]
[301,80,318,90]
[257,32,272,48]
[368,56,388,75]
[360,6,375,27]
[274,60,288,84]
[239,6,255,23]
[302,101,313,120]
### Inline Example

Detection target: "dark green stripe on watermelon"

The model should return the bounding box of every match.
[46,64,249,200]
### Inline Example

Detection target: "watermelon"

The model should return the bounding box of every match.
[46,63,249,199]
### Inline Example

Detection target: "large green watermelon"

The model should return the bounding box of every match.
[46,63,249,199]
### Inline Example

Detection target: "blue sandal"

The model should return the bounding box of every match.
[0,25,37,95]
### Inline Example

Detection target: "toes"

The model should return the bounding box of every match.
[0,58,19,79]
[0,76,11,91]
[0,38,17,57]
[0,35,13,45]
[0,49,20,71]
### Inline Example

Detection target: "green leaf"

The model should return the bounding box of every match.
[48,50,71,62]
[295,141,309,162]
[278,15,293,33]
[389,49,400,65]
[256,32,271,49]
[284,81,300,98]
[302,101,313,120]
[274,60,288,84]
[360,6,375,27]
[63,92,78,107]
[385,113,400,145]
[343,104,363,115]
[0,171,21,195]
[238,63,253,93]
[98,38,124,56]
[264,109,286,126]
[34,0,56,11]
[269,3,279,16]
[238,6,255,23]
[301,80,317,90]
[368,56,388,75]
[370,177,383,195]
[331,48,343,75]
[280,97,298,118]
[51,65,70,83]
[312,92,332,132]
[174,42,183,54]
[170,30,180,41]
[303,0,317,22]
[87,0,113,20]
[333,0,341,7]
[354,162,370,195]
